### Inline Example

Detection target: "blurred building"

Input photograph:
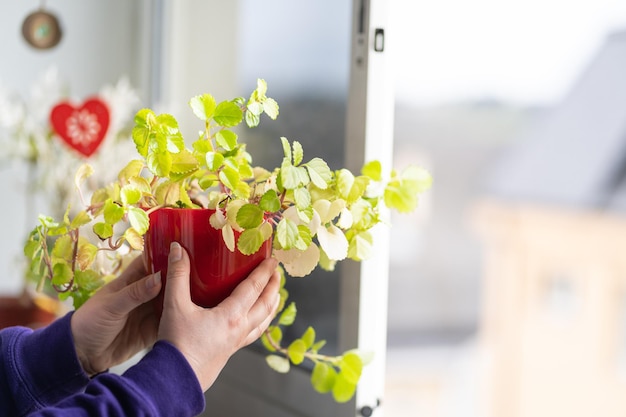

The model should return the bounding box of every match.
[474,29,626,417]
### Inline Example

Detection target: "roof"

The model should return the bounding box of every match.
[483,29,626,211]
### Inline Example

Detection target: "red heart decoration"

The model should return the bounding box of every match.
[50,98,110,158]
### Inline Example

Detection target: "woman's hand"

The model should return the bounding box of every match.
[71,256,162,376]
[158,242,281,391]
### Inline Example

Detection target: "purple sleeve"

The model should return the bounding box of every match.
[1,314,205,417]
[28,342,205,417]
[0,313,90,415]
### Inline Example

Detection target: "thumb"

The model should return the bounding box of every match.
[109,271,162,315]
[162,242,191,310]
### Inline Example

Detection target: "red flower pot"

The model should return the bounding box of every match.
[143,208,272,311]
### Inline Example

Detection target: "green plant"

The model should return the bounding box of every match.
[23,79,432,402]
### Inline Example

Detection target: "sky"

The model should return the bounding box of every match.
[390,0,626,106]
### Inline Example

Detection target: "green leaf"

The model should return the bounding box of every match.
[166,131,185,153]
[24,238,42,259]
[280,160,300,190]
[28,256,44,279]
[336,169,354,200]
[384,166,432,213]
[237,227,266,255]
[155,181,180,207]
[215,130,238,151]
[128,207,150,235]
[134,108,154,128]
[311,339,327,353]
[238,160,254,179]
[296,227,312,251]
[178,183,196,208]
[340,352,363,384]
[276,218,299,249]
[74,164,94,189]
[259,221,273,241]
[292,141,304,166]
[233,180,251,200]
[302,326,316,349]
[124,228,144,250]
[347,176,370,204]
[93,222,113,239]
[51,235,73,262]
[205,151,225,172]
[348,230,373,261]
[263,97,279,119]
[171,149,200,175]
[52,262,72,286]
[361,160,382,181]
[70,211,92,229]
[280,137,292,162]
[130,176,151,195]
[76,242,98,271]
[132,109,152,157]
[332,373,357,403]
[214,101,243,127]
[293,187,311,210]
[296,206,314,223]
[261,326,282,352]
[74,269,104,292]
[311,362,337,394]
[266,355,290,373]
[147,150,172,178]
[256,78,268,97]
[279,302,297,326]
[218,166,240,192]
[155,113,180,135]
[259,190,281,213]
[118,160,145,184]
[121,185,142,205]
[189,93,216,121]
[245,111,260,128]
[287,339,306,365]
[247,101,263,116]
[192,138,212,155]
[305,158,332,189]
[236,204,264,229]
[103,199,125,225]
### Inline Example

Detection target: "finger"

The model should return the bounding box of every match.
[244,268,281,329]
[162,242,191,310]
[221,258,279,313]
[242,290,281,347]
[107,271,162,316]
[105,256,148,293]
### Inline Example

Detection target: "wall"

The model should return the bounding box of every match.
[0,1,149,294]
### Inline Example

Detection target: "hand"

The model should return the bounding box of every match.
[71,256,162,376]
[158,242,280,391]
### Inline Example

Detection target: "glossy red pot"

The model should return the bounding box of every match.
[143,208,272,310]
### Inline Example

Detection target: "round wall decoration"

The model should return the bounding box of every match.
[22,9,62,50]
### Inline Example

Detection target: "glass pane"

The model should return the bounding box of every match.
[236,0,352,357]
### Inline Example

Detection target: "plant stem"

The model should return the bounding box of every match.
[262,327,341,366]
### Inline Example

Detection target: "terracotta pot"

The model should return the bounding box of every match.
[0,293,57,329]
[143,208,272,310]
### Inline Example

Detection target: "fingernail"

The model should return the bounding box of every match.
[275,292,281,306]
[170,242,182,262]
[146,271,161,290]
